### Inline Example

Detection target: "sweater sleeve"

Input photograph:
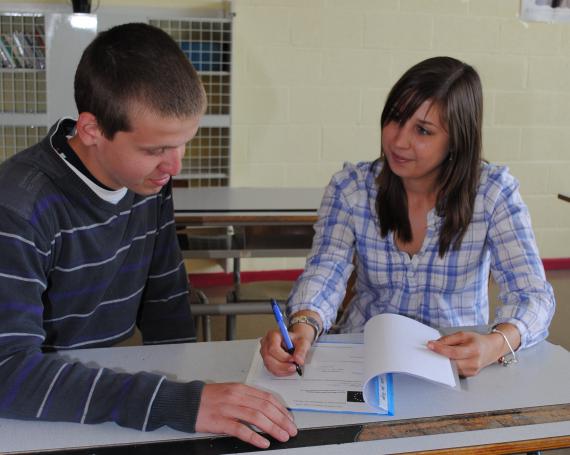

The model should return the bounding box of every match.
[0,196,202,433]
[137,182,197,344]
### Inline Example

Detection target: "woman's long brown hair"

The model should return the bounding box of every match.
[376,56,483,257]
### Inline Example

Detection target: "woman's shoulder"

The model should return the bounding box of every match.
[322,161,379,209]
[477,162,522,211]
[329,160,380,190]
[479,161,519,192]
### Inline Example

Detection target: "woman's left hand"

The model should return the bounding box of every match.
[427,325,519,377]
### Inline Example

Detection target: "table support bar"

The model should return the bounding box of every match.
[190,301,285,316]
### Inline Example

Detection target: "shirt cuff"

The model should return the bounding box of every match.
[146,380,205,433]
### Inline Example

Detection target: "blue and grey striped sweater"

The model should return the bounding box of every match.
[0,120,202,433]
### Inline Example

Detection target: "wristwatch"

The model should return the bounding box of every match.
[288,315,323,344]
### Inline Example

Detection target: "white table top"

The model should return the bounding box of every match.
[1,336,569,454]
[173,187,324,215]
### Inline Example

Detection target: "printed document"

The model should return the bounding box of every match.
[246,313,458,415]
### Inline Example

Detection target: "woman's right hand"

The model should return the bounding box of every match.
[260,323,315,376]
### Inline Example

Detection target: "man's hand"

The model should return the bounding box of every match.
[427,324,521,377]
[195,383,297,449]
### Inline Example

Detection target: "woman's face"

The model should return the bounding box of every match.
[381,99,450,191]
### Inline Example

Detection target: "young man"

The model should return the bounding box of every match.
[0,23,296,449]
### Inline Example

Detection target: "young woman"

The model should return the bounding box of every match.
[260,56,555,378]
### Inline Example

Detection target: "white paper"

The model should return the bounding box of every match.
[246,342,390,414]
[363,313,457,405]
[246,313,457,415]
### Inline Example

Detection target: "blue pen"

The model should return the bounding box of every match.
[271,299,303,376]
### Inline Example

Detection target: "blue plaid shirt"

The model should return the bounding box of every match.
[288,161,555,349]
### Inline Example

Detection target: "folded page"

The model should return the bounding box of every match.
[363,313,457,405]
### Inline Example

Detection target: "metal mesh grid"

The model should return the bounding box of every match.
[0,14,46,113]
[0,124,47,161]
[200,73,231,116]
[149,18,231,117]
[150,18,231,187]
[182,126,230,187]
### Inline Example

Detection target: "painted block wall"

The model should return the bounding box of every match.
[3,0,570,263]
[230,0,570,261]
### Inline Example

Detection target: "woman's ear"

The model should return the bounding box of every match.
[74,112,102,147]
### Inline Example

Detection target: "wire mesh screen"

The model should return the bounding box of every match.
[0,124,47,161]
[150,18,231,187]
[0,14,46,114]
[200,73,231,116]
[183,126,230,187]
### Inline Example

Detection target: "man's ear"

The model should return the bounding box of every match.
[75,112,103,147]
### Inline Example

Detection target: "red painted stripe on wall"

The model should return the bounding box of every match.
[189,269,304,288]
[542,258,570,271]
[189,258,570,288]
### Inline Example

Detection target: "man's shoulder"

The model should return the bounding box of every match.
[0,144,63,221]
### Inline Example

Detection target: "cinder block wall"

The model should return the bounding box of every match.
[231,0,570,260]
[4,0,569,261]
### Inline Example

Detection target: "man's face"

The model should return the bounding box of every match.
[89,109,201,196]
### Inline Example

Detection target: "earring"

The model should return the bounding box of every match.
[448,152,453,162]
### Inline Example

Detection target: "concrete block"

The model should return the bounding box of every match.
[528,57,570,92]
[521,128,570,161]
[246,46,322,86]
[284,163,335,187]
[230,125,249,163]
[499,21,562,55]
[469,0,518,18]
[483,127,521,163]
[551,93,570,127]
[290,8,323,47]
[434,16,499,51]
[322,48,393,86]
[536,229,570,258]
[322,9,364,48]
[494,92,553,126]
[233,6,290,45]
[290,87,361,124]
[322,126,380,162]
[248,125,320,163]
[326,0,398,10]
[507,162,550,195]
[365,13,433,50]
[469,55,526,90]
[547,163,570,195]
[361,88,388,126]
[231,163,286,186]
[401,0,468,15]
[232,86,289,124]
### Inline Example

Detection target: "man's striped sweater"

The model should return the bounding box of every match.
[0,120,203,433]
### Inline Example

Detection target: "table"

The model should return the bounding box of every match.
[173,187,322,259]
[174,187,323,339]
[1,335,569,455]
